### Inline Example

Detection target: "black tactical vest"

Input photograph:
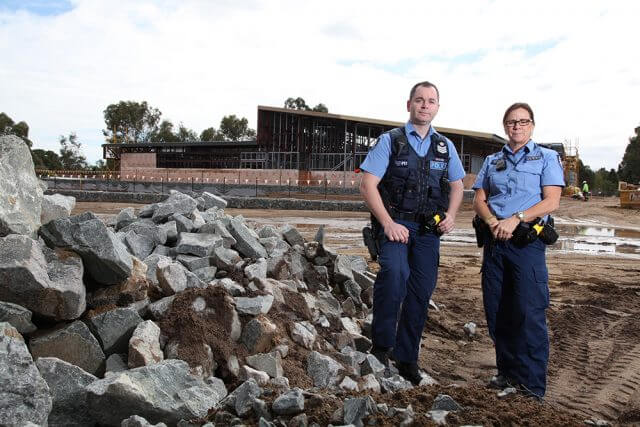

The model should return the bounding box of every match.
[378,127,450,217]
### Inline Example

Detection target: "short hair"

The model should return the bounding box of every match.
[409,81,440,101]
[503,102,535,124]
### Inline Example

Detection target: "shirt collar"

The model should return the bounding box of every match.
[405,121,435,140]
[502,139,536,155]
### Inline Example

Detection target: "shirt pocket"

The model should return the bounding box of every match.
[517,162,542,189]
[488,167,509,195]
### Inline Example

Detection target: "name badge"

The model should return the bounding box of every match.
[430,160,447,170]
[394,160,408,167]
[526,155,542,161]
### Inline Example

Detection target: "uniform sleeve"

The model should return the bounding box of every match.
[446,140,466,182]
[541,151,566,187]
[359,133,391,178]
[472,156,491,190]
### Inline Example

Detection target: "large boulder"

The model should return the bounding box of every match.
[228,217,267,259]
[0,301,37,334]
[156,259,206,296]
[334,255,368,284]
[120,221,168,246]
[151,192,198,223]
[39,212,133,285]
[86,359,224,425]
[123,230,155,260]
[35,357,97,427]
[29,320,105,376]
[0,234,86,320]
[40,193,76,225]
[306,351,343,387]
[201,192,227,210]
[0,135,43,237]
[128,320,164,368]
[0,322,52,426]
[85,307,143,355]
[115,207,136,230]
[175,232,223,258]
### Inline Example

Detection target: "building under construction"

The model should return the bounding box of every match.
[103,106,514,187]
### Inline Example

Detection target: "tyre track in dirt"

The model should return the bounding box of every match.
[547,306,614,415]
[547,283,640,421]
[590,342,640,420]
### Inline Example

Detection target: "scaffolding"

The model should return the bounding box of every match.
[103,106,507,173]
[563,138,580,190]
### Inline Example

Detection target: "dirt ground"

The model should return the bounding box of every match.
[73,196,640,425]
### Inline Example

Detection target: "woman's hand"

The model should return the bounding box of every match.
[491,216,520,241]
[437,213,455,234]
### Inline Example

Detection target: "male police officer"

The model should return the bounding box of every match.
[359,81,465,384]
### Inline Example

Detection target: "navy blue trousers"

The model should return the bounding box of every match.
[371,220,440,363]
[482,238,550,397]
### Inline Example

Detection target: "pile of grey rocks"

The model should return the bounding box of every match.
[0,134,456,426]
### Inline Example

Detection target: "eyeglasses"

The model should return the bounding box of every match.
[504,119,533,128]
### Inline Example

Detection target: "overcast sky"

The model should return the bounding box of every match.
[1,0,639,170]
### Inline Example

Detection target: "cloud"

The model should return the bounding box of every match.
[1,0,639,170]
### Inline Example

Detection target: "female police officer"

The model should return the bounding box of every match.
[472,102,564,400]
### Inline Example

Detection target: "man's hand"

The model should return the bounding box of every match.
[491,216,519,241]
[383,221,409,244]
[438,213,456,234]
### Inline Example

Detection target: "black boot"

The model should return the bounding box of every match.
[487,374,512,389]
[396,361,422,386]
[371,346,390,368]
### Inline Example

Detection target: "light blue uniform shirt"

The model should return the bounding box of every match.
[472,140,565,219]
[360,122,466,182]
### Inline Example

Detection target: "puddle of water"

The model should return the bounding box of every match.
[555,225,640,239]
[244,216,640,258]
[551,225,640,256]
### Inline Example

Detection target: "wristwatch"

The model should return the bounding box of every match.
[516,211,525,222]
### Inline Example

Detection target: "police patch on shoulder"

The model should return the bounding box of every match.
[436,140,447,154]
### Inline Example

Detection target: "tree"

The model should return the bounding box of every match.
[59,133,87,170]
[284,97,310,111]
[312,103,328,113]
[31,149,62,170]
[618,125,640,184]
[0,112,12,133]
[103,101,162,144]
[150,120,180,143]
[578,159,594,187]
[593,168,618,196]
[176,124,198,142]
[218,115,256,141]
[89,159,108,171]
[1,112,33,147]
[200,127,222,141]
[284,97,329,113]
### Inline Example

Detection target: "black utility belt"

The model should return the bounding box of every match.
[390,210,446,236]
[472,215,559,248]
